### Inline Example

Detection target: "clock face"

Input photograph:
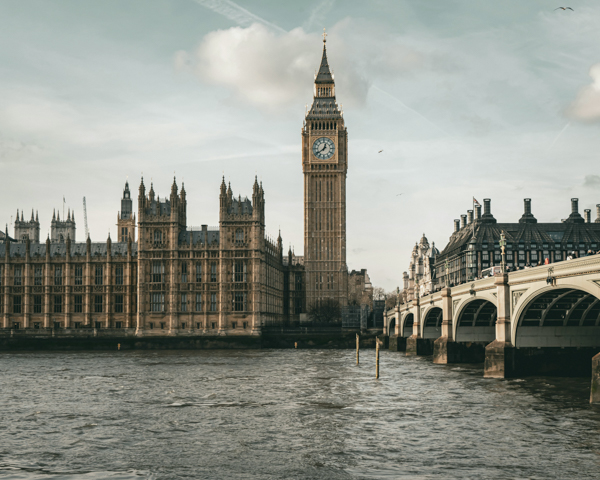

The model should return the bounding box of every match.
[312,137,335,160]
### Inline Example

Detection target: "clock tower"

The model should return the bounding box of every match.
[302,31,348,310]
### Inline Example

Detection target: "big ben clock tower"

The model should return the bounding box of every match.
[302,31,348,309]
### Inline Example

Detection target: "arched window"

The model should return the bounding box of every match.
[235,228,244,243]
[154,230,162,243]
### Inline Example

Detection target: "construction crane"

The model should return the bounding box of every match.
[83,197,89,239]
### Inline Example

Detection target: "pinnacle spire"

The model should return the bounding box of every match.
[315,34,333,85]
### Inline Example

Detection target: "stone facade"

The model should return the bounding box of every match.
[302,35,348,310]
[402,234,439,300]
[0,177,306,335]
[14,210,40,244]
[0,35,374,335]
[117,181,136,242]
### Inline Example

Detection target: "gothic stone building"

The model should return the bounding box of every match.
[0,35,372,335]
[1,177,306,334]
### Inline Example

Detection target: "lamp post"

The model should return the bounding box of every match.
[499,231,507,274]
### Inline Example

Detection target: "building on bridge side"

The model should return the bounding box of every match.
[434,198,600,288]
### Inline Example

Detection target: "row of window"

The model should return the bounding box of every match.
[9,294,128,314]
[150,292,248,313]
[0,265,125,286]
[151,261,247,283]
[147,321,249,330]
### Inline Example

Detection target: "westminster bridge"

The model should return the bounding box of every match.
[383,254,600,403]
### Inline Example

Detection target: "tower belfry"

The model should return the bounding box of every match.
[302,31,348,309]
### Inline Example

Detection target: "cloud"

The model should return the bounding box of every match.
[175,23,370,110]
[566,63,600,123]
[584,174,600,188]
[174,20,433,111]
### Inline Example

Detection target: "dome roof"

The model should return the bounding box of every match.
[427,241,440,257]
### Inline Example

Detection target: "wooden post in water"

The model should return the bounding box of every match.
[356,334,359,365]
[376,340,380,379]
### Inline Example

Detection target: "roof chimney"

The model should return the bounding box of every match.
[584,209,591,223]
[565,198,584,223]
[467,210,474,224]
[519,198,537,224]
[454,219,460,233]
[474,204,482,221]
[596,204,600,223]
[460,214,467,229]
[480,198,497,223]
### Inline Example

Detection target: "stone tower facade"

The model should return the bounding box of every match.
[50,209,76,243]
[14,209,40,243]
[302,34,348,309]
[117,181,136,242]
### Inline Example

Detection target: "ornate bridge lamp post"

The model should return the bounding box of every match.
[499,231,507,274]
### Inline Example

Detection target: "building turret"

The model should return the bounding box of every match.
[50,205,76,243]
[14,207,40,243]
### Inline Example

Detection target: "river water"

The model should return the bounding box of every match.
[0,349,599,479]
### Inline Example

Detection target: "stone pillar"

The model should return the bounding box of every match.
[126,238,132,329]
[484,274,515,378]
[44,238,51,329]
[3,240,10,329]
[24,239,31,329]
[85,238,92,328]
[406,297,423,356]
[64,238,70,329]
[591,352,600,404]
[433,288,453,364]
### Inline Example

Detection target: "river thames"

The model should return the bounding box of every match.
[1,349,599,479]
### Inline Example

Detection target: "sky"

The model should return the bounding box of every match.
[1,0,600,291]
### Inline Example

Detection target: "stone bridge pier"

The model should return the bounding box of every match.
[387,256,600,402]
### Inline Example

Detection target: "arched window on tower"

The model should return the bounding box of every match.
[235,228,244,244]
[154,230,162,243]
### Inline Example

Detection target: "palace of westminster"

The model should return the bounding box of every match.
[0,36,369,335]
[4,35,600,335]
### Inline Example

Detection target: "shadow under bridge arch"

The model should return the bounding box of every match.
[402,313,414,338]
[388,317,396,336]
[455,299,497,344]
[516,288,600,348]
[423,307,443,339]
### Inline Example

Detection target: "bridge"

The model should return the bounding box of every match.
[383,254,600,403]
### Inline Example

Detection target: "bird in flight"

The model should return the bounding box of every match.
[378,150,383,153]
[554,7,574,10]
[396,193,403,197]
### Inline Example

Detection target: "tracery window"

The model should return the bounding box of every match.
[235,228,244,243]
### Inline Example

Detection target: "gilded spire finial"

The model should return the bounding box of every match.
[322,28,327,43]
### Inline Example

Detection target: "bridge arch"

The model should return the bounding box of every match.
[513,285,600,348]
[401,313,414,338]
[453,298,497,343]
[422,307,443,339]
